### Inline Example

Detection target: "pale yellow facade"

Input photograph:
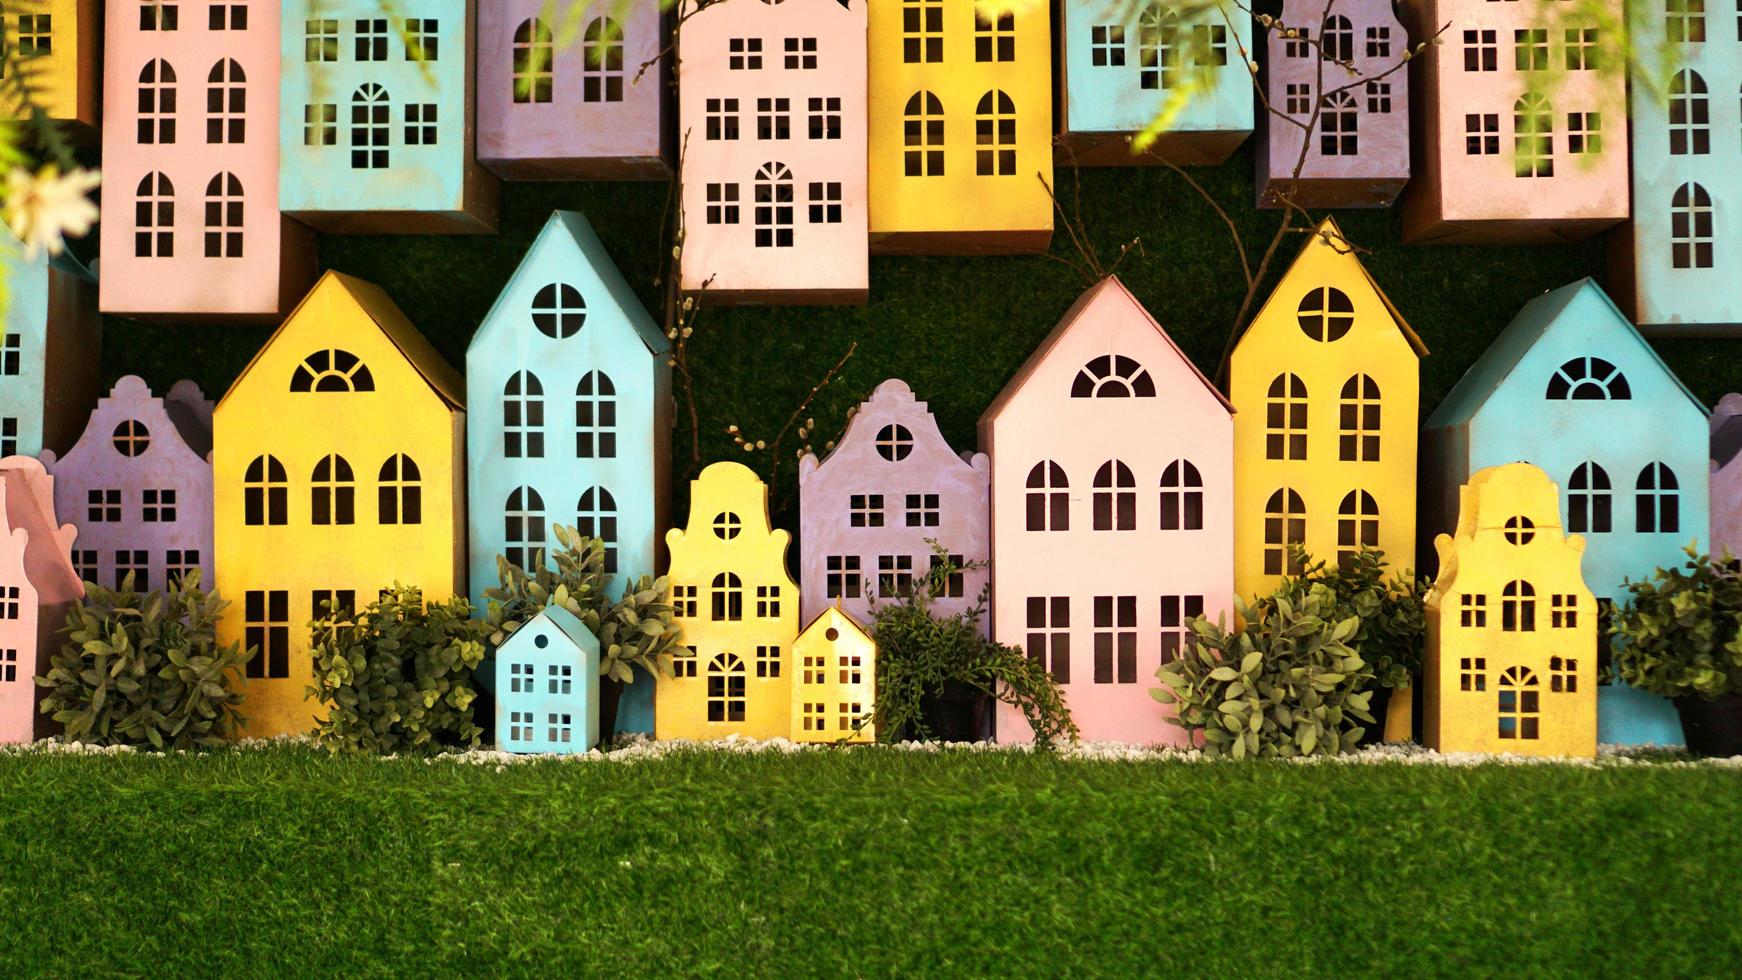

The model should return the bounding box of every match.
[790,606,876,744]
[0,0,98,130]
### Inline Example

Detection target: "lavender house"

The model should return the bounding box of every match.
[798,379,990,628]
[41,376,213,591]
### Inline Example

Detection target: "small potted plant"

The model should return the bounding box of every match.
[1609,548,1742,757]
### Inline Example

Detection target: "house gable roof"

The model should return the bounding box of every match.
[511,605,598,657]
[1236,216,1426,360]
[804,378,983,482]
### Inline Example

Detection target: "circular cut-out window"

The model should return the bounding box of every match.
[1297,286,1354,342]
[713,512,742,540]
[1504,515,1536,545]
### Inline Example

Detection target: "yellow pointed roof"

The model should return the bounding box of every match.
[1241,217,1427,359]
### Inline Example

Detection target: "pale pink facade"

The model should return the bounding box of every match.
[677,0,868,304]
[979,277,1234,745]
[99,0,314,319]
[0,456,83,743]
[1711,394,1742,559]
[799,379,990,628]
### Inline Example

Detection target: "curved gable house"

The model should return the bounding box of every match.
[0,456,82,744]
[467,211,671,735]
[0,228,100,460]
[1423,278,1708,746]
[979,277,1233,745]
[799,379,989,629]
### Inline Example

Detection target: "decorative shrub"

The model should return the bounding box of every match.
[38,571,250,750]
[1275,546,1424,690]
[1153,585,1375,758]
[307,585,489,753]
[1609,548,1742,699]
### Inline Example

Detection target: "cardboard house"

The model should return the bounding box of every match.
[100,0,318,319]
[1423,278,1708,746]
[1057,0,1253,167]
[790,605,876,743]
[1425,463,1597,758]
[494,606,601,754]
[279,1,499,233]
[0,0,99,135]
[867,0,1052,253]
[798,378,988,630]
[1710,394,1742,559]
[213,271,467,737]
[476,0,670,180]
[1399,0,1628,243]
[656,461,798,741]
[466,211,670,735]
[1231,218,1424,601]
[677,0,868,303]
[0,455,82,744]
[1256,0,1410,208]
[41,377,214,592]
[979,276,1233,745]
[0,228,100,460]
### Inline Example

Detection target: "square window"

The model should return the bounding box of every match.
[877,555,914,598]
[87,489,122,523]
[1,334,19,375]
[728,37,763,71]
[904,493,940,527]
[826,555,862,599]
[405,103,437,146]
[807,96,841,140]
[706,97,740,141]
[405,18,439,61]
[756,645,781,679]
[1091,24,1126,67]
[927,554,966,599]
[305,19,339,61]
[849,493,884,527]
[784,36,818,70]
[807,181,842,224]
[705,182,740,225]
[142,488,177,522]
[356,19,389,62]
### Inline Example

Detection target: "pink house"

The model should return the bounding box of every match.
[0,456,83,744]
[99,0,315,319]
[979,276,1234,745]
[42,377,214,593]
[677,0,868,304]
[1711,394,1742,559]
[477,0,669,179]
[798,379,990,628]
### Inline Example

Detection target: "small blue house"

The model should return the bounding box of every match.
[467,210,670,736]
[0,231,100,460]
[1423,278,1709,747]
[494,606,601,754]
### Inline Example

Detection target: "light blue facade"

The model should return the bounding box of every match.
[467,211,670,736]
[1425,279,1709,747]
[1,235,98,459]
[1058,0,1254,138]
[494,607,601,754]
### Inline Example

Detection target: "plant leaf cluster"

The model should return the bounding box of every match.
[1609,547,1742,699]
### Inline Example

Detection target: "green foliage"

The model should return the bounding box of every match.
[307,585,489,753]
[1274,546,1425,690]
[1609,548,1742,699]
[36,571,250,750]
[1154,585,1374,758]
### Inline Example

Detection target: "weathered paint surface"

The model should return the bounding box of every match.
[0,231,100,459]
[0,456,82,744]
[1709,394,1742,558]
[494,606,601,754]
[789,606,876,744]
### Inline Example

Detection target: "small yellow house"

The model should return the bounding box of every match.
[1424,463,1597,758]
[790,605,876,744]
[657,461,798,740]
[1231,217,1425,601]
[0,0,98,133]
[213,271,467,737]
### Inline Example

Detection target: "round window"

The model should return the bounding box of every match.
[1297,286,1354,342]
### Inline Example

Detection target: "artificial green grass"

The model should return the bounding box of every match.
[1,744,1739,976]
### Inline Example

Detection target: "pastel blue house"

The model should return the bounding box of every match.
[1057,0,1254,165]
[1423,279,1709,747]
[467,211,670,735]
[495,606,601,754]
[279,1,498,233]
[0,232,100,460]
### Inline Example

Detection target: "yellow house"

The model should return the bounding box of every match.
[1424,463,1597,758]
[213,271,467,737]
[867,0,1052,253]
[657,461,798,740]
[1231,217,1425,601]
[0,0,98,133]
[791,605,876,744]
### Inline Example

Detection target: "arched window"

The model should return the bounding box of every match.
[505,487,546,571]
[707,653,747,722]
[243,455,287,526]
[1568,461,1612,533]
[113,420,151,457]
[138,60,177,144]
[1514,93,1554,177]
[876,424,913,461]
[311,454,355,525]
[512,18,554,104]
[1636,462,1680,533]
[711,571,744,622]
[1672,182,1715,269]
[531,282,586,339]
[135,172,174,258]
[351,83,390,169]
[1337,490,1380,566]
[903,91,945,176]
[1545,357,1631,400]
[576,371,616,458]
[975,90,1017,175]
[1159,459,1203,531]
[503,371,544,458]
[577,487,618,573]
[754,162,794,247]
[1264,489,1307,576]
[1136,6,1179,90]
[204,172,243,258]
[290,350,375,392]
[1498,666,1541,740]
[378,454,421,525]
[1320,90,1358,155]
[1322,15,1355,62]
[1025,461,1069,531]
[582,18,625,103]
[1266,374,1308,460]
[1339,374,1380,462]
[206,58,245,144]
[1297,286,1354,341]
[1670,69,1710,155]
[1070,355,1156,398]
[1502,580,1536,632]
[1092,460,1136,531]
